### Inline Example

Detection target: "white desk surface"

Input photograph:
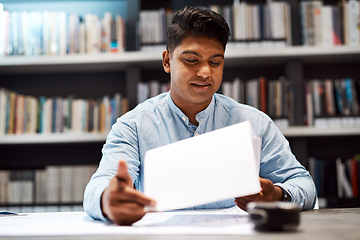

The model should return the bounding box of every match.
[0,207,359,240]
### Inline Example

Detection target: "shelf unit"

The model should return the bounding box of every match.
[0,0,359,209]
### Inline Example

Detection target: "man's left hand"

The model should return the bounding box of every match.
[234,177,283,211]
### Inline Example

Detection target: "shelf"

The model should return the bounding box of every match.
[0,51,164,74]
[1,126,360,144]
[1,46,359,73]
[0,133,107,144]
[280,126,360,137]
[225,46,360,66]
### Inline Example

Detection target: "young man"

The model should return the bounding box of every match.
[83,6,317,226]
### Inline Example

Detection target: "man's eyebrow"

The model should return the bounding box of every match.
[181,50,201,57]
[181,51,224,59]
[211,54,224,59]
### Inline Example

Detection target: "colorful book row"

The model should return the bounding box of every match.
[139,0,360,50]
[139,0,292,51]
[0,4,125,56]
[0,88,129,136]
[309,154,360,201]
[300,0,360,47]
[305,78,360,126]
[221,76,293,124]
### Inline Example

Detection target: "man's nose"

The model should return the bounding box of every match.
[196,65,211,79]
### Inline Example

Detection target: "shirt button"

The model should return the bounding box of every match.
[195,133,199,136]
[182,116,186,121]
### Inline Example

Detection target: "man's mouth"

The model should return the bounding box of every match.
[190,82,211,87]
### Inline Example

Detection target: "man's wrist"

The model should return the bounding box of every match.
[278,186,292,202]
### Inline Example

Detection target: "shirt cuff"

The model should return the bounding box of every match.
[274,183,293,202]
[83,179,111,222]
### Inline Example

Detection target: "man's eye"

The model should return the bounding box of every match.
[210,61,220,66]
[185,58,197,63]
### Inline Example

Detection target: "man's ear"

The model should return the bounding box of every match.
[162,50,170,73]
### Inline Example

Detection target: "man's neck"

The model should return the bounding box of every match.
[173,101,211,126]
[169,92,213,126]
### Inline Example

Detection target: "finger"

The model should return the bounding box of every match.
[116,160,133,184]
[234,199,248,211]
[111,160,156,207]
[259,177,274,191]
[112,186,156,207]
[236,193,261,202]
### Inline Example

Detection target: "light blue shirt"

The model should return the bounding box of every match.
[84,92,317,221]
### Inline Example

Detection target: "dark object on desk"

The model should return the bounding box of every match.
[247,202,300,231]
[0,211,27,217]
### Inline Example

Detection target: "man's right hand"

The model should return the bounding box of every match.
[101,160,156,225]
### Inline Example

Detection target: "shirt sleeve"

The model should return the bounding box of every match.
[258,116,317,210]
[83,116,141,221]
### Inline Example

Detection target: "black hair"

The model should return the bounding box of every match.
[166,6,230,54]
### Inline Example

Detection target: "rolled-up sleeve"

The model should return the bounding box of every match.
[83,116,141,221]
[259,118,317,210]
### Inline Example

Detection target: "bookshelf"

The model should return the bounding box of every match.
[0,0,141,211]
[0,0,359,210]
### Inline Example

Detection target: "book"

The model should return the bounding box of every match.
[0,88,9,135]
[324,79,336,116]
[115,14,125,52]
[321,6,334,47]
[68,14,80,53]
[300,1,315,45]
[0,6,9,56]
[332,6,343,45]
[35,169,46,203]
[222,81,232,100]
[313,1,323,46]
[350,157,358,197]
[344,0,360,46]
[0,170,10,204]
[232,77,243,103]
[336,158,353,198]
[259,76,267,113]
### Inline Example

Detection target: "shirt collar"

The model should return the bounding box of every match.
[195,95,215,122]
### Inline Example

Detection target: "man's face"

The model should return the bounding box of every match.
[163,36,225,112]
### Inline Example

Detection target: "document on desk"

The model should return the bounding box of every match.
[144,121,261,211]
[0,207,255,236]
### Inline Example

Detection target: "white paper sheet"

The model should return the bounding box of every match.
[144,121,261,211]
[0,207,255,236]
